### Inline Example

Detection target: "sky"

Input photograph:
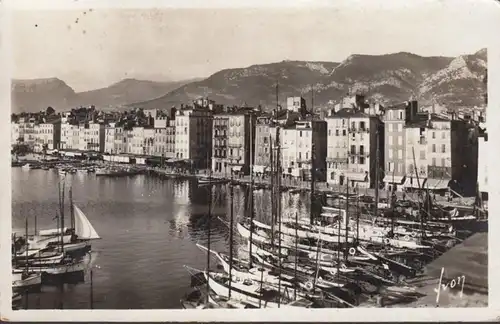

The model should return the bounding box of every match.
[9,0,498,92]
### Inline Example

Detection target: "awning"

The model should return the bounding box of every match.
[232,165,242,172]
[344,172,368,182]
[424,178,450,190]
[403,177,426,189]
[383,175,405,184]
[253,165,268,173]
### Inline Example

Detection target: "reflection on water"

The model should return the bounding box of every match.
[12,168,312,309]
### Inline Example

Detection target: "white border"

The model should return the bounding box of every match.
[1,0,500,322]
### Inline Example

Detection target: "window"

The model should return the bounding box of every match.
[432,132,436,139]
[388,162,394,172]
[420,150,426,160]
[335,129,339,136]
[359,157,365,165]
[441,132,446,139]
[360,145,365,155]
[432,157,436,166]
[432,144,436,152]
[350,145,356,154]
[351,121,356,130]
[299,152,302,160]
[398,137,403,145]
[388,150,393,159]
[398,124,403,132]
[398,149,403,159]
[388,136,393,145]
[342,129,346,136]
[328,129,331,136]
[351,156,356,164]
[441,144,446,153]
[342,119,346,126]
[360,121,366,130]
[300,131,303,137]
[399,111,403,120]
[306,152,309,160]
[441,158,446,167]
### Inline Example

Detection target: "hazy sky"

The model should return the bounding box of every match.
[10,0,497,92]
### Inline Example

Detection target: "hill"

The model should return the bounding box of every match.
[134,49,487,110]
[11,78,196,113]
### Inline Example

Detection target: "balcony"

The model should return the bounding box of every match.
[326,157,348,163]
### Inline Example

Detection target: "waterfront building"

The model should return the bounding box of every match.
[105,124,127,154]
[385,101,475,194]
[77,122,105,152]
[143,128,155,156]
[129,127,145,155]
[383,101,418,191]
[253,114,273,175]
[175,107,213,169]
[212,114,229,175]
[60,120,83,150]
[11,122,22,145]
[326,107,383,189]
[212,107,255,175]
[34,121,61,152]
[153,127,167,157]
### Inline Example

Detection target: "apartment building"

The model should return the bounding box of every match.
[77,122,105,152]
[212,114,229,175]
[129,127,145,155]
[383,101,418,191]
[253,114,272,175]
[34,122,61,152]
[144,128,155,156]
[175,107,213,169]
[104,124,128,154]
[326,108,383,189]
[212,108,255,175]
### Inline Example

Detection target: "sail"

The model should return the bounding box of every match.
[74,205,101,240]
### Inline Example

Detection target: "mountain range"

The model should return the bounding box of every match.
[11,48,487,113]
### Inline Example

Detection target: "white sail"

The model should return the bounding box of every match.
[74,205,100,240]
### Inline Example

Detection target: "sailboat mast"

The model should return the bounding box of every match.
[294,212,298,301]
[25,217,29,273]
[336,191,341,281]
[34,215,37,236]
[229,171,234,298]
[356,184,360,242]
[310,143,315,225]
[69,187,75,230]
[61,181,65,251]
[411,146,424,238]
[276,126,282,308]
[345,179,349,261]
[249,114,254,268]
[206,147,212,300]
[374,128,380,219]
[270,136,275,250]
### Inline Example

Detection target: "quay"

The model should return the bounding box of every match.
[391,232,488,307]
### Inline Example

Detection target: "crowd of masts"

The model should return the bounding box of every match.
[181,115,485,309]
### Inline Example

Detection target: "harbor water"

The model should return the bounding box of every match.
[11,168,311,309]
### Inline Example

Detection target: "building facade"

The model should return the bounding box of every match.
[326,108,383,189]
[253,114,272,175]
[212,114,229,175]
[34,122,61,152]
[383,101,418,191]
[175,108,213,169]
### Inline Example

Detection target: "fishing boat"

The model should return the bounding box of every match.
[12,272,42,292]
[197,177,228,186]
[13,258,87,276]
[21,163,31,170]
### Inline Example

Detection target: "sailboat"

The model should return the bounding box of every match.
[12,218,42,293]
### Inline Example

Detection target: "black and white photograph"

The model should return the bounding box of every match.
[2,0,497,321]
